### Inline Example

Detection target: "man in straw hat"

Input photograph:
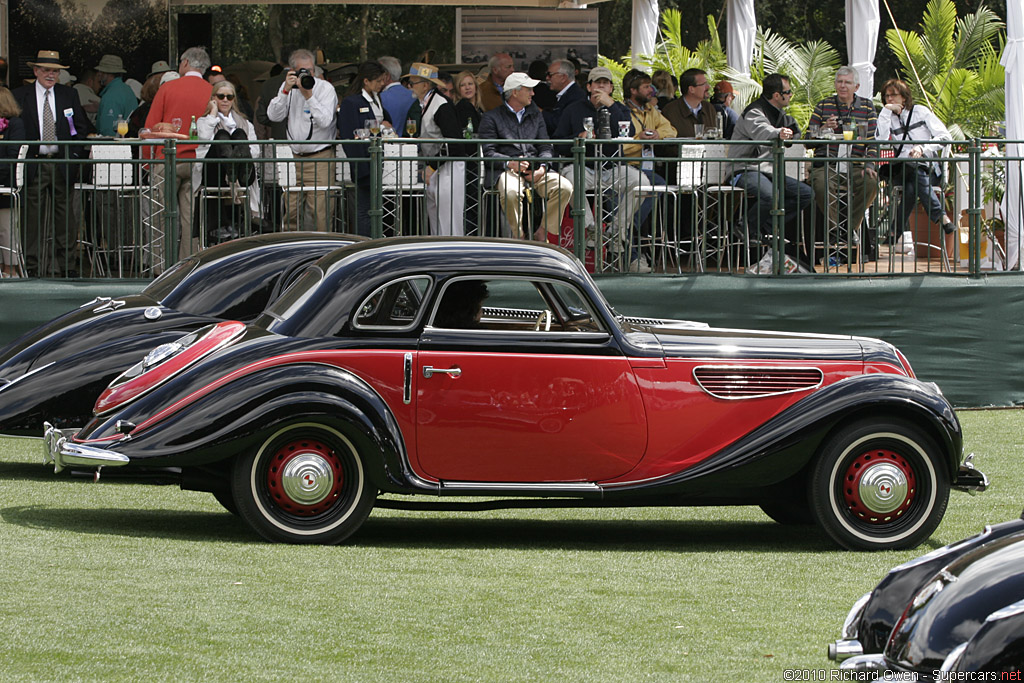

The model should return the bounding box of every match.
[404,62,470,236]
[12,49,89,277]
[94,54,137,137]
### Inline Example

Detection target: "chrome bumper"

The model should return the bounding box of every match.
[953,453,988,494]
[43,422,129,473]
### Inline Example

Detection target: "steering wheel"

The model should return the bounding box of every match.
[533,310,552,331]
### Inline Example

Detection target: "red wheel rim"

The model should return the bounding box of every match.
[266,439,344,517]
[842,448,917,524]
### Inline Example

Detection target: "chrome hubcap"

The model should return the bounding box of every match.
[857,462,908,514]
[280,453,334,506]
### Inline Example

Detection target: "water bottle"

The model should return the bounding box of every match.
[463,119,474,139]
[597,108,612,139]
[717,111,725,138]
[188,115,197,140]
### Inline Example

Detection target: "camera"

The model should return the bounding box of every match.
[294,68,315,90]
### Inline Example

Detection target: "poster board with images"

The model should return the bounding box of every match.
[456,7,598,74]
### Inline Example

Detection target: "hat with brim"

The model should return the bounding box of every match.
[28,50,69,70]
[95,54,126,74]
[148,60,174,79]
[587,66,615,83]
[401,62,444,88]
[58,69,76,85]
[503,72,540,91]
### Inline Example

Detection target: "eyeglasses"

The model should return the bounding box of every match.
[546,72,559,78]
[215,93,235,101]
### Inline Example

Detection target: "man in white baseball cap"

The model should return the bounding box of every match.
[479,72,573,240]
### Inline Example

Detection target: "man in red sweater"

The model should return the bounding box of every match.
[145,46,212,270]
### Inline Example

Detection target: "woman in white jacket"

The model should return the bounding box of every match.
[875,79,955,237]
[193,80,261,243]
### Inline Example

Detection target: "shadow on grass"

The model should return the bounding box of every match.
[354,515,836,553]
[2,503,836,551]
[0,505,257,544]
[0,461,61,482]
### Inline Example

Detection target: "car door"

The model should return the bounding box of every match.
[414,276,648,483]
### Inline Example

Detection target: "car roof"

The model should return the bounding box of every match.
[317,237,588,282]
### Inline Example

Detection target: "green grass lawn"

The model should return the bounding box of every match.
[1,410,1021,682]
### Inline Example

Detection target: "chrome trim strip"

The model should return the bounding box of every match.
[403,352,412,404]
[43,422,130,473]
[692,364,824,400]
[0,362,55,394]
[439,481,601,492]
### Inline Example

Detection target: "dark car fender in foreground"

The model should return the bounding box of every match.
[830,510,1024,676]
[0,233,362,435]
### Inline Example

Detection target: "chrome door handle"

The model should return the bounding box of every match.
[423,366,461,379]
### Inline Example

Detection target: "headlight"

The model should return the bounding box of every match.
[94,321,244,415]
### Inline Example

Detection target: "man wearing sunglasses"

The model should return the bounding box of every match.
[728,72,814,268]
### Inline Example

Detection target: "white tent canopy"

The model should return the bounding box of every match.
[846,0,880,99]
[726,0,756,77]
[1001,1,1023,270]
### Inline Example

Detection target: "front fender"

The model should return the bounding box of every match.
[607,373,961,495]
[77,364,413,491]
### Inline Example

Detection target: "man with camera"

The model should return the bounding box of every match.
[267,49,338,232]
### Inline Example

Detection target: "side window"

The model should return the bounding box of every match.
[354,276,431,330]
[431,277,605,333]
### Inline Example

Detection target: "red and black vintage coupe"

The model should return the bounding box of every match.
[42,238,987,548]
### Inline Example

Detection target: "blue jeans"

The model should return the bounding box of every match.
[634,168,665,231]
[897,163,945,227]
[732,170,815,264]
[732,170,814,237]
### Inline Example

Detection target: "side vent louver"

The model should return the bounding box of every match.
[693,366,824,400]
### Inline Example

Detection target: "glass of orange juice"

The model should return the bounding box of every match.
[116,117,129,138]
[842,122,855,141]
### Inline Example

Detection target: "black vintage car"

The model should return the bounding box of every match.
[43,238,987,548]
[830,510,1024,676]
[0,233,361,435]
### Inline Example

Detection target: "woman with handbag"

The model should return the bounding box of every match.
[194,80,260,244]
[875,79,955,241]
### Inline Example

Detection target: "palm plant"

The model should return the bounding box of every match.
[598,8,840,130]
[885,0,1005,140]
[734,29,841,129]
[599,10,727,100]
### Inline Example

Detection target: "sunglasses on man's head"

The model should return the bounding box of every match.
[215,93,235,100]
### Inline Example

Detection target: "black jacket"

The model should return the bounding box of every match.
[11,83,88,181]
[479,102,553,186]
[543,82,585,136]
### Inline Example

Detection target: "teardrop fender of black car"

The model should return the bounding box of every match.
[885,531,1024,672]
[854,513,1024,655]
[600,372,962,498]
[0,309,223,435]
[79,361,409,491]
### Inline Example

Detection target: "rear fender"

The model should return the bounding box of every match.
[87,364,414,491]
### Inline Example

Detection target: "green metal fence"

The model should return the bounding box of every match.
[0,136,1014,279]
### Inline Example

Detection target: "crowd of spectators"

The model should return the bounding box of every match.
[0,44,957,277]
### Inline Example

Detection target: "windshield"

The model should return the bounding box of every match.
[263,266,325,323]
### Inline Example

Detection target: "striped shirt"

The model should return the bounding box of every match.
[808,94,878,163]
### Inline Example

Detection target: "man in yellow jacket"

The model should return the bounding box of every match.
[622,69,676,241]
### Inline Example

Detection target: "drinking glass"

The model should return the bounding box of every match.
[693,124,705,139]
[115,117,128,138]
[582,117,594,139]
[354,128,370,140]
[405,119,417,137]
[808,124,820,139]
[171,117,183,133]
[842,122,855,141]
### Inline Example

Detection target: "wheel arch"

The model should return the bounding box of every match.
[109,363,414,491]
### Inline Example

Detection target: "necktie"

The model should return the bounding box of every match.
[42,89,56,141]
